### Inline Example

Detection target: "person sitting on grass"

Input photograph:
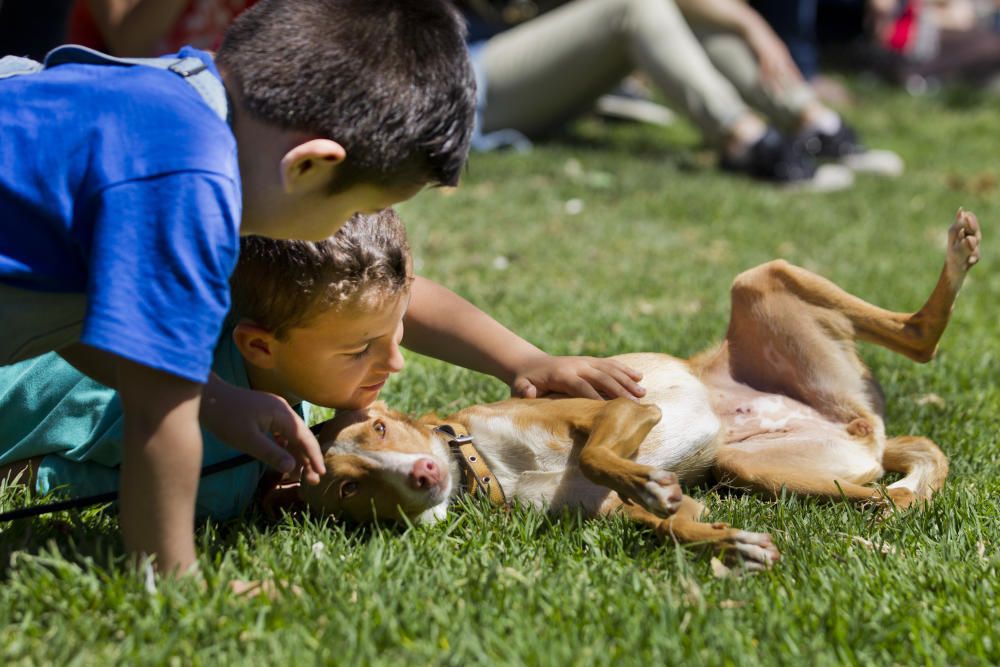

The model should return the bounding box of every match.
[0,209,644,528]
[0,0,477,575]
[462,0,902,189]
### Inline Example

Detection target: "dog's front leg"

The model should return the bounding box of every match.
[577,398,682,517]
[612,498,781,570]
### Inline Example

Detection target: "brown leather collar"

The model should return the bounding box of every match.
[434,424,507,506]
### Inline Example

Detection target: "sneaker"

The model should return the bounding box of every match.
[800,119,862,159]
[720,127,854,191]
[800,120,904,177]
[595,78,675,127]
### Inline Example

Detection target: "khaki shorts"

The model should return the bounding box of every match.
[0,282,86,365]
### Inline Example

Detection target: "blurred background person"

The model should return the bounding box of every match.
[461,0,902,191]
[66,0,256,56]
[0,1,256,60]
[751,0,1000,92]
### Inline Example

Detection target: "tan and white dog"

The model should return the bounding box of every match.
[288,211,981,570]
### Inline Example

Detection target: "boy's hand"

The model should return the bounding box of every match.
[200,374,325,484]
[510,355,645,401]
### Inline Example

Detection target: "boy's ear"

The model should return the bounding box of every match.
[280,139,347,194]
[232,322,279,369]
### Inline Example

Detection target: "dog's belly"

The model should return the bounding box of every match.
[711,375,884,481]
[722,391,842,442]
[612,353,723,482]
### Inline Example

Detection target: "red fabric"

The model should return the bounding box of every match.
[884,0,919,53]
[68,0,257,55]
[67,1,106,50]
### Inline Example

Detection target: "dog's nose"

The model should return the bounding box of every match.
[409,458,441,490]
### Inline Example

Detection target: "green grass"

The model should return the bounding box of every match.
[3,80,999,665]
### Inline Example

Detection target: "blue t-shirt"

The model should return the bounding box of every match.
[0,47,240,383]
[0,330,310,521]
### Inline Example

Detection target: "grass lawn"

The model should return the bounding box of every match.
[2,80,998,665]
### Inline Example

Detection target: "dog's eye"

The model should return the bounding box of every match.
[373,421,386,437]
[339,480,359,499]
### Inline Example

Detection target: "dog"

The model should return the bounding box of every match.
[286,210,980,570]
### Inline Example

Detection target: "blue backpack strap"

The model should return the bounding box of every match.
[42,44,229,123]
[0,55,43,79]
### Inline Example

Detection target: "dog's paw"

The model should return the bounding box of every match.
[884,486,917,511]
[719,530,781,570]
[947,208,981,276]
[863,486,923,517]
[634,469,683,518]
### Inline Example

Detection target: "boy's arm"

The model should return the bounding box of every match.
[116,357,201,574]
[403,277,645,400]
[200,374,325,484]
[60,344,325,484]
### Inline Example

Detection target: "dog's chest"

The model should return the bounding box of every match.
[462,414,608,511]
[464,415,574,479]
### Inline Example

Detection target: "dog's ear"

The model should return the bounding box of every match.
[257,482,306,520]
[416,412,442,428]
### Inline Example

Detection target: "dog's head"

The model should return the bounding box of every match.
[298,402,455,524]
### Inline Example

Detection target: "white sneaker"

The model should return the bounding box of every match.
[840,149,905,177]
[783,163,855,193]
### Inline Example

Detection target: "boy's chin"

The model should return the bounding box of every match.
[341,391,381,411]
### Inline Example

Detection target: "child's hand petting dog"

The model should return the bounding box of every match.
[200,374,326,484]
[510,354,646,400]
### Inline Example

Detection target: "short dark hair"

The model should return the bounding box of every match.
[230,209,411,338]
[217,0,475,188]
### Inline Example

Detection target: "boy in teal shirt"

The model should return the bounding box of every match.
[0,0,478,573]
[1,210,644,522]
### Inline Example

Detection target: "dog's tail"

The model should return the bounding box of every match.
[882,436,949,501]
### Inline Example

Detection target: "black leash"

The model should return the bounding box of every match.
[0,454,255,523]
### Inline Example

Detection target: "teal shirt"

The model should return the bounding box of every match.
[0,330,308,521]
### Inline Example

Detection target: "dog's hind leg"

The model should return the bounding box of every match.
[714,209,981,423]
[612,497,780,570]
[577,398,683,517]
[881,436,949,508]
[714,444,886,505]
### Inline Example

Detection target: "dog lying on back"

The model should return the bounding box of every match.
[284,211,980,570]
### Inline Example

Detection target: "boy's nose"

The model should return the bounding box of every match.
[383,341,405,374]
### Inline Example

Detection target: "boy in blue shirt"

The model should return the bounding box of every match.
[0,0,477,574]
[0,210,644,525]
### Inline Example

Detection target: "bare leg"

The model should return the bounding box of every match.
[612,496,780,569]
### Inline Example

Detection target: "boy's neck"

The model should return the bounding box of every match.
[244,362,302,407]
[220,72,310,238]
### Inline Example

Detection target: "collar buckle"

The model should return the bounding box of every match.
[434,424,507,506]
